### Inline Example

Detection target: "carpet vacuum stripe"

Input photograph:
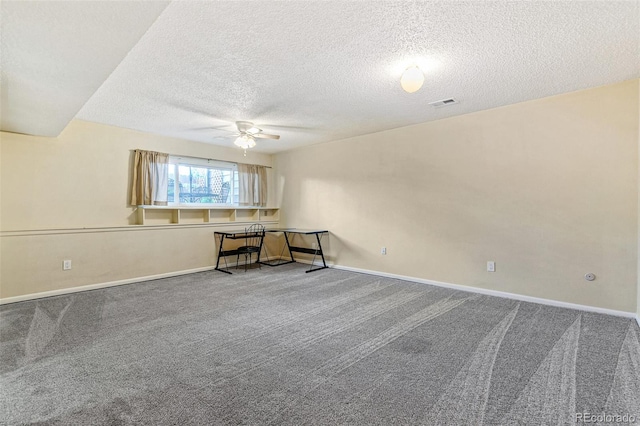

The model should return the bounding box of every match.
[263,295,472,425]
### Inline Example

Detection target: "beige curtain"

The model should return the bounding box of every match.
[130,149,169,206]
[238,163,267,206]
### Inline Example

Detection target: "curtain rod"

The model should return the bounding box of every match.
[169,152,272,169]
[169,154,273,169]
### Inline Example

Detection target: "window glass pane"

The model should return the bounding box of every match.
[172,164,234,204]
[167,165,175,203]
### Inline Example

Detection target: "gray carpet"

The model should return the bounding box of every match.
[1,264,639,425]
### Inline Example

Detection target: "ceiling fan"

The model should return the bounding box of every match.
[232,121,280,154]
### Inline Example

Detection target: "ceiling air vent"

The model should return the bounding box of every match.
[429,98,458,107]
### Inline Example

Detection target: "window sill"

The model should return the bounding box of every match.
[138,205,274,209]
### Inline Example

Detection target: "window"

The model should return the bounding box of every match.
[167,157,238,205]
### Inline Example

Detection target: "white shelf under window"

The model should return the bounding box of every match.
[136,205,279,225]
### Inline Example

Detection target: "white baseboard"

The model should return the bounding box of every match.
[3,257,640,325]
[0,255,283,305]
[0,266,216,305]
[327,263,637,320]
[292,258,638,320]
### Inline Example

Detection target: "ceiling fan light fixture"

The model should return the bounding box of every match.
[400,65,424,93]
[234,134,256,149]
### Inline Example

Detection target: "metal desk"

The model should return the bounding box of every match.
[214,229,265,274]
[261,228,329,273]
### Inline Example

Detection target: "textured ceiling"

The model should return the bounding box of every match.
[0,1,169,136]
[2,1,639,153]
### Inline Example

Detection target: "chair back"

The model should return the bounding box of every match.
[244,223,265,248]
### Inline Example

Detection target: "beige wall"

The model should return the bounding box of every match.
[1,120,274,230]
[0,120,278,299]
[275,80,639,313]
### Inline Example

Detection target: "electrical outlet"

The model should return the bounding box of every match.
[381,247,387,255]
[63,260,72,270]
[487,261,495,272]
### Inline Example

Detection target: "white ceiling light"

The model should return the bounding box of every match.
[230,121,280,154]
[400,65,424,93]
[234,134,256,156]
[234,134,256,151]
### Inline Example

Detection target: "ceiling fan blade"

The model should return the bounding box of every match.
[190,126,236,132]
[253,133,280,140]
[258,123,316,131]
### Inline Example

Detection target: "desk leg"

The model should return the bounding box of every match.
[283,232,295,262]
[306,233,328,273]
[259,232,295,267]
[257,234,265,267]
[215,235,232,274]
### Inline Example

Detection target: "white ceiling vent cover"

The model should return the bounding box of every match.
[429,98,458,107]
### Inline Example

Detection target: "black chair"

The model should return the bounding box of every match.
[236,223,265,271]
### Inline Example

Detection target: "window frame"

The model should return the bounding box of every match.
[167,156,238,206]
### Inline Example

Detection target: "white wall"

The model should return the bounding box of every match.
[275,80,639,313]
